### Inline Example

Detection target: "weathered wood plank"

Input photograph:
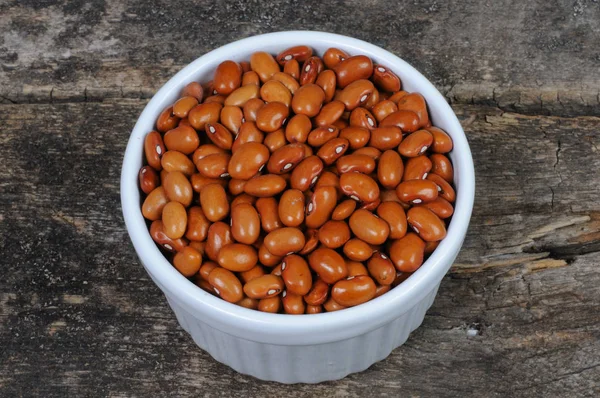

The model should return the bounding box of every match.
[1,0,599,116]
[1,102,599,397]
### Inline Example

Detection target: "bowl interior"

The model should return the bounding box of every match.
[121,31,474,345]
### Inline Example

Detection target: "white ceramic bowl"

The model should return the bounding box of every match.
[121,31,475,383]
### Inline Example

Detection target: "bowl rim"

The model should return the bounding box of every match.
[121,30,475,346]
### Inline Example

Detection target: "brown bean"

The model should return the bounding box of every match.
[188,102,222,130]
[217,243,258,272]
[263,128,287,152]
[204,94,226,104]
[224,84,260,107]
[278,189,305,227]
[333,55,374,88]
[396,93,430,129]
[291,84,325,117]
[255,102,289,133]
[260,80,292,107]
[195,153,231,178]
[244,274,284,299]
[308,126,339,147]
[204,122,233,150]
[349,209,390,245]
[232,122,265,152]
[267,143,305,174]
[209,267,243,303]
[343,239,374,262]
[173,96,199,119]
[142,186,169,221]
[191,173,227,192]
[367,252,395,285]
[349,107,377,131]
[323,297,347,312]
[314,69,337,103]
[200,184,229,222]
[360,198,381,212]
[389,232,425,272]
[188,240,205,256]
[380,189,403,204]
[371,100,399,123]
[185,206,210,241]
[199,261,218,281]
[300,56,323,86]
[150,220,188,253]
[242,98,264,122]
[332,199,357,221]
[220,105,244,134]
[377,150,403,189]
[337,79,375,111]
[305,304,322,314]
[337,127,369,150]
[242,71,261,86]
[283,58,300,79]
[316,137,349,165]
[144,131,166,171]
[244,174,287,197]
[318,220,351,249]
[308,247,348,284]
[181,81,203,102]
[346,261,368,277]
[428,127,453,153]
[304,278,329,306]
[173,246,202,277]
[372,65,402,92]
[396,180,438,204]
[323,47,350,70]
[213,60,243,95]
[290,155,324,191]
[399,130,433,157]
[376,201,407,239]
[426,173,456,203]
[192,144,226,163]
[230,193,256,208]
[271,72,300,94]
[258,243,283,267]
[368,126,403,150]
[281,291,305,314]
[290,228,314,255]
[424,240,440,256]
[340,172,379,203]
[331,275,376,307]
[285,114,311,143]
[313,171,343,200]
[161,150,195,176]
[430,154,454,183]
[281,254,312,295]
[406,206,447,242]
[255,197,283,232]
[205,222,233,262]
[258,296,281,313]
[163,171,193,207]
[416,197,454,219]
[352,146,381,160]
[227,142,270,180]
[375,284,391,298]
[195,277,218,295]
[314,101,345,127]
[228,178,246,195]
[139,166,159,195]
[230,203,260,245]
[263,227,305,256]
[380,110,420,133]
[305,186,338,228]
[403,155,432,181]
[162,201,187,240]
[336,154,376,174]
[249,51,280,83]
[276,45,313,65]
[236,296,259,310]
[156,106,180,132]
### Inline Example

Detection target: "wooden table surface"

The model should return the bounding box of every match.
[1,1,599,396]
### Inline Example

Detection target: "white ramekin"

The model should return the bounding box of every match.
[121,31,475,383]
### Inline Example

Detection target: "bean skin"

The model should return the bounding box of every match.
[406,206,447,241]
[232,122,265,153]
[161,150,195,176]
[331,275,377,307]
[308,126,339,147]
[242,98,264,122]
[308,247,348,284]
[281,254,313,295]
[263,128,287,152]
[349,209,390,245]
[220,105,244,134]
[209,267,244,303]
[271,72,300,95]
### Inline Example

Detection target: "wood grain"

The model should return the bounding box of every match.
[1,102,598,396]
[1,0,599,116]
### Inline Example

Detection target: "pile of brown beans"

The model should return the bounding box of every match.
[139,45,455,314]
